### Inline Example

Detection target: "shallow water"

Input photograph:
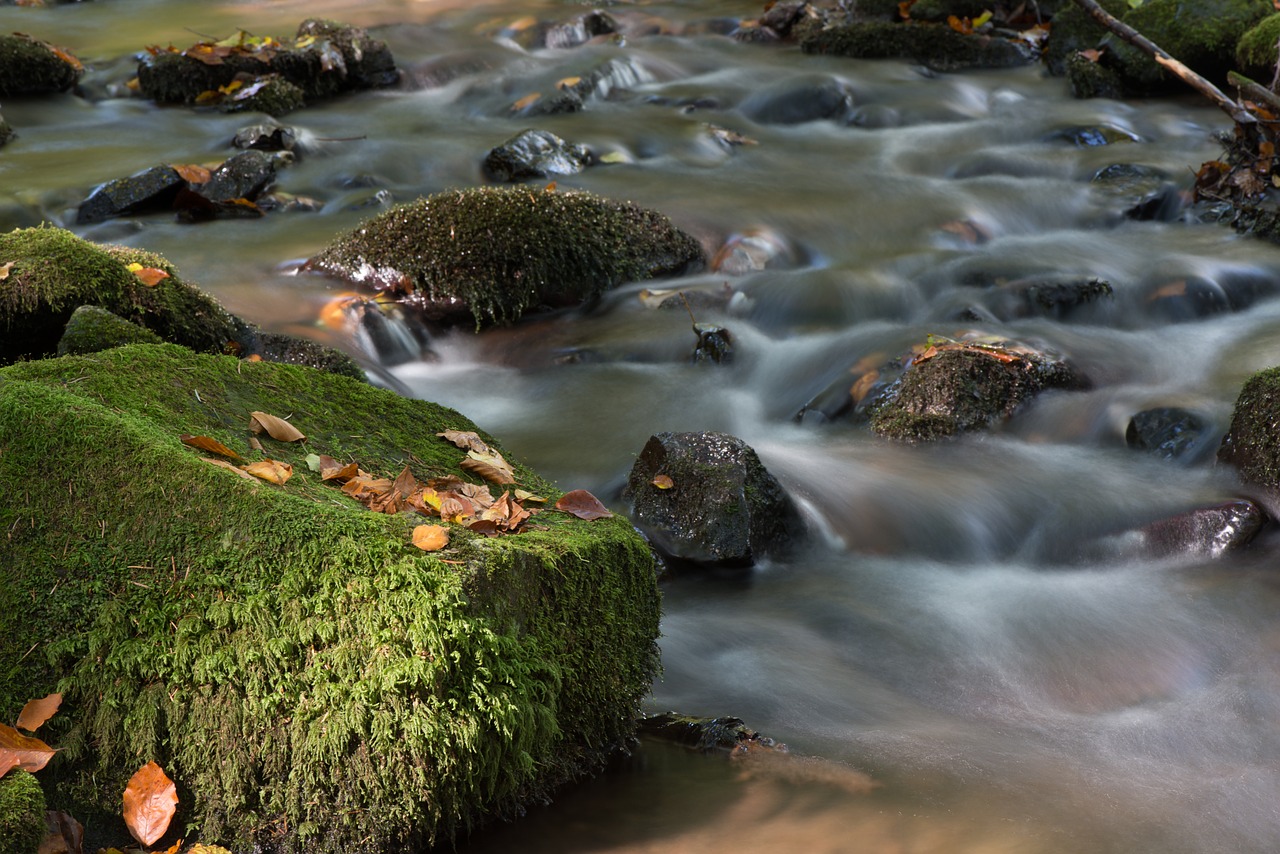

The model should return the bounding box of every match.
[7,1,1280,851]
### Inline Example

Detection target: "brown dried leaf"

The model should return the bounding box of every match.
[181,434,241,461]
[0,752,18,779]
[0,261,13,280]
[555,489,613,520]
[240,459,292,485]
[0,723,56,773]
[436,429,489,453]
[123,761,177,847]
[514,489,547,503]
[249,411,306,442]
[172,163,212,185]
[16,693,61,732]
[38,809,83,854]
[126,263,170,287]
[651,475,674,490]
[325,461,360,482]
[462,448,515,483]
[393,465,418,498]
[201,457,258,481]
[412,524,449,551]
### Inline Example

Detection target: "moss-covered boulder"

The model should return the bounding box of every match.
[869,340,1086,441]
[1217,365,1280,488]
[0,33,82,97]
[303,186,705,328]
[799,21,1040,71]
[0,225,361,378]
[0,343,660,852]
[1103,0,1272,91]
[1235,13,1280,78]
[1044,0,1129,76]
[137,19,397,108]
[0,771,45,854]
[57,304,166,355]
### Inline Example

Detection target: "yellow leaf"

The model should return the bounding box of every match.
[201,457,258,481]
[412,524,449,551]
[555,76,582,90]
[295,34,317,49]
[973,9,993,25]
[511,92,541,112]
[514,489,546,503]
[241,459,293,485]
[0,261,13,280]
[218,80,243,95]
[249,411,306,442]
[651,474,674,489]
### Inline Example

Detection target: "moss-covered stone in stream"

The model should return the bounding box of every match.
[799,21,1040,71]
[1043,0,1130,76]
[0,771,45,854]
[0,33,82,97]
[304,186,705,328]
[57,304,166,355]
[0,343,660,853]
[1235,13,1280,78]
[1217,365,1280,489]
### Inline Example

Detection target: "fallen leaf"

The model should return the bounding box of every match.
[412,524,449,551]
[555,489,613,520]
[126,263,170,287]
[437,429,489,452]
[0,723,57,773]
[514,489,546,503]
[468,518,504,536]
[461,455,516,485]
[393,464,418,498]
[172,164,212,184]
[0,261,13,280]
[123,761,177,848]
[651,475,674,490]
[51,46,83,71]
[160,841,183,854]
[249,411,306,442]
[511,92,542,112]
[16,693,61,732]
[201,457,258,481]
[38,810,83,854]
[555,75,582,90]
[181,435,241,461]
[0,753,18,778]
[240,459,293,485]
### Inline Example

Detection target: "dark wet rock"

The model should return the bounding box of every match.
[1144,270,1279,320]
[1044,125,1139,147]
[233,122,298,153]
[711,227,798,274]
[57,304,165,356]
[0,111,12,147]
[137,19,397,107]
[219,74,306,117]
[1126,407,1212,462]
[303,186,704,328]
[1090,164,1185,221]
[405,51,496,89]
[623,431,803,569]
[513,88,585,116]
[869,339,1087,441]
[77,166,186,225]
[1043,0,1127,76]
[501,11,618,51]
[1236,13,1280,78]
[692,323,734,364]
[200,150,278,202]
[0,32,82,96]
[483,129,591,182]
[1102,0,1272,92]
[1218,365,1280,489]
[977,276,1115,321]
[1066,51,1126,99]
[739,74,854,125]
[799,21,1040,71]
[1133,500,1265,558]
[638,713,784,753]
[0,226,363,380]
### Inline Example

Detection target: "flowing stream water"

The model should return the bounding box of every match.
[7,1,1280,851]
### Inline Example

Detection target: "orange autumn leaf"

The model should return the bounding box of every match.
[0,753,18,778]
[511,92,542,112]
[555,489,613,520]
[16,693,61,732]
[0,723,56,773]
[651,474,674,489]
[172,163,212,184]
[181,434,241,460]
[249,411,305,442]
[240,459,292,485]
[0,261,12,280]
[123,761,178,847]
[412,524,449,551]
[126,263,170,287]
[201,457,258,481]
[393,464,418,498]
[436,429,489,453]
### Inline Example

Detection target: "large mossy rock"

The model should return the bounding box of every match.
[0,343,660,852]
[303,186,705,328]
[1218,365,1280,488]
[799,21,1040,71]
[0,33,82,96]
[0,772,45,854]
[0,225,361,378]
[1236,13,1280,78]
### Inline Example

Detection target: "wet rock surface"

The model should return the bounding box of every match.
[77,166,187,225]
[624,431,803,569]
[0,32,82,96]
[638,713,784,753]
[1218,365,1280,489]
[1126,407,1213,462]
[483,129,592,182]
[800,20,1041,71]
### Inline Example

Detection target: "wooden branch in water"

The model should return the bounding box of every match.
[1070,0,1257,126]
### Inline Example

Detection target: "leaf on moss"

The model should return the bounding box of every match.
[241,459,293,485]
[249,411,306,442]
[201,457,258,481]
[0,723,56,773]
[16,693,61,732]
[123,761,177,848]
[126,262,170,287]
[181,435,241,460]
[651,475,674,490]
[393,464,418,498]
[555,489,613,520]
[411,524,449,551]
[437,429,489,452]
[461,448,515,484]
[0,261,13,280]
[514,488,546,503]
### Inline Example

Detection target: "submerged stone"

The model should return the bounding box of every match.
[0,343,660,852]
[0,32,82,96]
[738,74,854,125]
[1135,500,1265,557]
[623,431,803,569]
[483,128,591,182]
[1126,407,1212,461]
[304,186,705,328]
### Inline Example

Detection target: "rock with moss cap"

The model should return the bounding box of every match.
[1235,13,1280,78]
[0,342,660,853]
[304,186,705,328]
[0,33,82,96]
[57,304,166,355]
[869,338,1086,441]
[0,225,361,379]
[1217,365,1280,489]
[799,20,1039,71]
[0,771,45,854]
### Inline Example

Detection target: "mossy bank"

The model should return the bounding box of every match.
[0,343,660,852]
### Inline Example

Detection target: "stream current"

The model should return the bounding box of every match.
[6,1,1280,851]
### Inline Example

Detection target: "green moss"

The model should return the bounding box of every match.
[1106,0,1272,89]
[57,305,166,356]
[1218,365,1280,488]
[1043,0,1130,76]
[0,343,658,852]
[305,186,705,328]
[220,75,306,117]
[0,771,46,854]
[799,21,1038,71]
[0,33,81,97]
[0,113,12,147]
[1236,13,1280,75]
